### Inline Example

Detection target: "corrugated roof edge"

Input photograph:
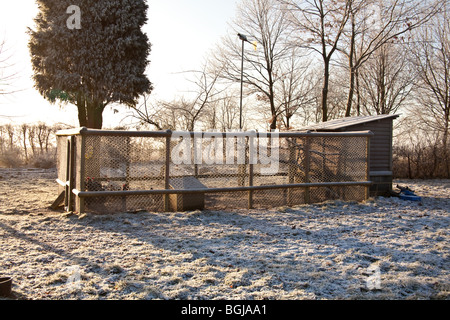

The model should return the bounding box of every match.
[298,114,400,131]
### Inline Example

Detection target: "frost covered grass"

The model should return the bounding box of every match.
[0,169,449,300]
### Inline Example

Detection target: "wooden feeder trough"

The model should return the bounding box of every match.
[169,176,208,211]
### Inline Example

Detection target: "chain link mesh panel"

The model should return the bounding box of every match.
[81,135,167,213]
[56,136,67,195]
[57,130,370,214]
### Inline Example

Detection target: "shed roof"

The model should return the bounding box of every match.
[299,114,400,131]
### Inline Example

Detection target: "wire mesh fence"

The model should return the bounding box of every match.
[56,128,372,214]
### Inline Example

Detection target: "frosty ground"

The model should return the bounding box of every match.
[0,168,448,300]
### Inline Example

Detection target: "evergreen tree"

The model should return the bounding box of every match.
[28,0,152,128]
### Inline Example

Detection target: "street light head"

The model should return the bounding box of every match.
[238,33,248,42]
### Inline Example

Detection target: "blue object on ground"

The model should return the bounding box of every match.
[399,193,422,201]
[396,185,421,201]
[401,189,416,196]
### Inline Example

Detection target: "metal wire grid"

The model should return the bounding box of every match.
[56,136,67,196]
[81,135,165,213]
[57,130,370,214]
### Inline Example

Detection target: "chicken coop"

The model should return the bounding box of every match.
[54,127,373,214]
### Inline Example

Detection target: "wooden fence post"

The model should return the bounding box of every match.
[366,135,371,200]
[248,135,255,209]
[122,136,131,212]
[304,136,311,204]
[164,130,172,211]
[64,137,71,210]
[76,134,86,214]
[288,138,296,205]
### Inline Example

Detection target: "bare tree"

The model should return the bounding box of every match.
[167,62,227,131]
[282,0,352,122]
[21,124,29,163]
[4,123,15,150]
[339,0,442,117]
[213,0,294,130]
[394,116,449,178]
[358,42,414,115]
[201,90,243,131]
[124,94,164,130]
[273,48,317,129]
[409,6,450,176]
[28,125,37,157]
[127,61,226,131]
[218,94,242,131]
[0,126,5,153]
[0,37,20,99]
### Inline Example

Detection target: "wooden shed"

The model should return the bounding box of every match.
[300,114,399,196]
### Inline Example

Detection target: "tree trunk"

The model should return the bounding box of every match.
[21,125,28,163]
[346,11,356,118]
[346,66,355,117]
[407,151,412,179]
[377,50,387,114]
[322,58,330,122]
[269,98,277,130]
[75,93,104,129]
[444,111,450,177]
[77,93,88,127]
[267,63,277,130]
[269,116,277,131]
[86,101,104,129]
[355,68,362,116]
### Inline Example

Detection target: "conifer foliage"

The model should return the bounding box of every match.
[28,0,152,128]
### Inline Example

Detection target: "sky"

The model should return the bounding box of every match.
[0,0,238,128]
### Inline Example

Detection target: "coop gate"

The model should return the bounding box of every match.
[55,128,373,214]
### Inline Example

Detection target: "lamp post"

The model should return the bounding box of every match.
[238,33,250,131]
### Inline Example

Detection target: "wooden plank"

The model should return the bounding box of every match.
[370,154,390,160]
[51,191,65,210]
[76,135,86,214]
[366,136,371,200]
[73,181,373,198]
[371,142,390,148]
[371,165,391,172]
[248,135,254,209]
[68,135,75,212]
[164,135,171,212]
[370,151,390,157]
[304,137,311,204]
[370,171,393,176]
[64,137,71,209]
